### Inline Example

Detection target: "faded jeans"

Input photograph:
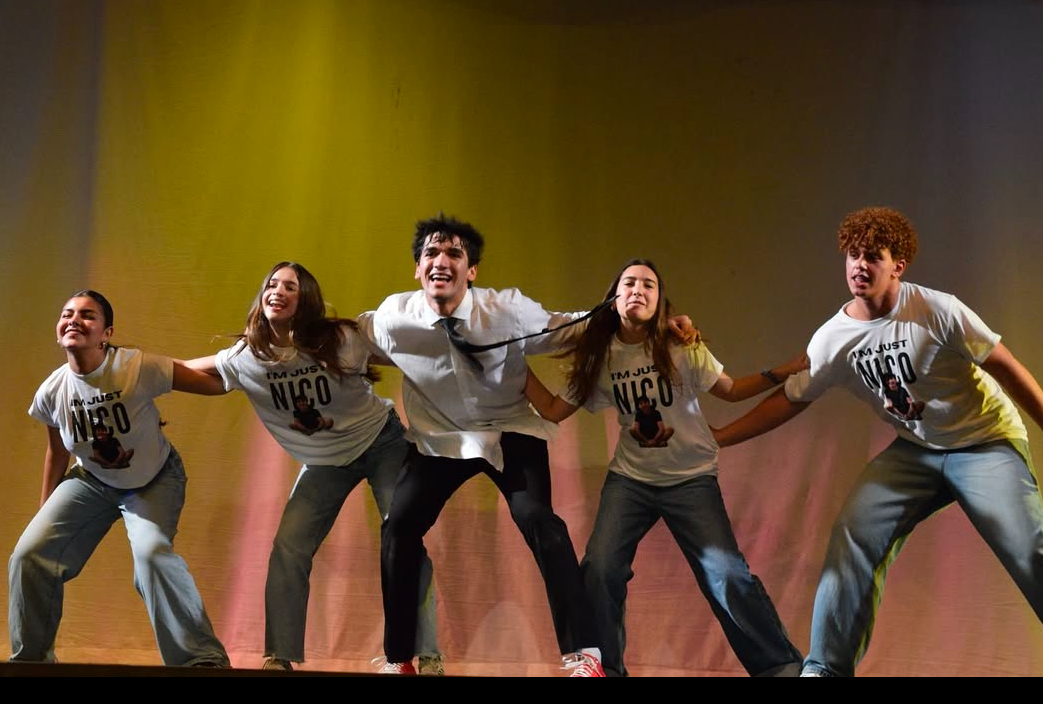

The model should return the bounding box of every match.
[8,447,228,666]
[803,438,1043,676]
[264,411,439,662]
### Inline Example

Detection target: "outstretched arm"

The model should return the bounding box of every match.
[173,359,228,395]
[981,342,1043,432]
[180,355,219,374]
[708,351,809,402]
[525,367,579,423]
[713,387,809,448]
[41,426,69,506]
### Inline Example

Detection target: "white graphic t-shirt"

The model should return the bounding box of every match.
[214,328,393,467]
[785,281,1026,449]
[29,347,174,489]
[569,338,724,487]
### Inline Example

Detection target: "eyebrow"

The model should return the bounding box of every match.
[425,244,465,254]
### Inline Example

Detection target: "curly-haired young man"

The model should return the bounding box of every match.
[714,206,1043,676]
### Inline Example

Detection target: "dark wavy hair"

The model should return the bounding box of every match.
[237,261,376,382]
[562,259,679,406]
[412,213,485,269]
[837,206,918,264]
[69,289,114,328]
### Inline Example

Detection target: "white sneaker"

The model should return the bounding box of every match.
[371,656,417,675]
[561,652,606,677]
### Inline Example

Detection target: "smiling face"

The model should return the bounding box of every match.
[415,233,477,313]
[264,266,301,331]
[57,296,112,353]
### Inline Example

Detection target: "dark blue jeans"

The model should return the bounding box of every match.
[582,471,802,676]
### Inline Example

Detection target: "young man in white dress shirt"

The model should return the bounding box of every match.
[359,214,611,676]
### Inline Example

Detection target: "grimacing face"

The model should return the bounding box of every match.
[846,246,904,301]
[615,264,660,326]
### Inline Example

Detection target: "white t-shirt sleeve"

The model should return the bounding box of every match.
[684,344,723,392]
[339,326,373,371]
[565,378,603,413]
[785,329,834,403]
[138,352,174,398]
[942,294,1001,365]
[214,343,248,392]
[28,373,59,427]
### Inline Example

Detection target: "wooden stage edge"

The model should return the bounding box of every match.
[0,661,388,677]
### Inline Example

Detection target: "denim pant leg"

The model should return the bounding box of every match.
[363,412,441,657]
[660,474,803,676]
[805,438,952,676]
[264,461,365,662]
[9,467,119,662]
[119,449,229,666]
[945,441,1043,620]
[580,472,660,677]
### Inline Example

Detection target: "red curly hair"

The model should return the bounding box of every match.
[837,207,918,264]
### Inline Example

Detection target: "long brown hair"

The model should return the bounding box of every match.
[236,261,377,382]
[564,259,679,406]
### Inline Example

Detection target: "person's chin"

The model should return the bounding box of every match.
[427,288,459,303]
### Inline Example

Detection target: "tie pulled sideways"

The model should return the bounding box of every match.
[438,317,484,371]
[436,296,617,373]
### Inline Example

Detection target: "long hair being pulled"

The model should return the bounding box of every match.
[238,261,377,382]
[564,259,679,406]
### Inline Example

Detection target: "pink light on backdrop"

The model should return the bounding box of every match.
[220,415,293,665]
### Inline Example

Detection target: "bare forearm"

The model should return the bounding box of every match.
[179,355,219,374]
[525,367,578,423]
[711,352,809,402]
[714,387,808,447]
[41,448,68,506]
[173,360,228,395]
[717,373,778,402]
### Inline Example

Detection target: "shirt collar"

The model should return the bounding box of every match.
[421,287,475,327]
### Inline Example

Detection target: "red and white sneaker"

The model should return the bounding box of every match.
[373,656,417,675]
[562,652,606,677]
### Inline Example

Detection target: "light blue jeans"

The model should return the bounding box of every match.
[803,438,1043,676]
[8,447,229,666]
[264,410,439,663]
[582,471,802,676]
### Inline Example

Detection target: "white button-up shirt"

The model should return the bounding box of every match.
[358,287,585,470]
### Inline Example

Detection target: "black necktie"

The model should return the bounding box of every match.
[436,295,617,372]
[439,317,484,371]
